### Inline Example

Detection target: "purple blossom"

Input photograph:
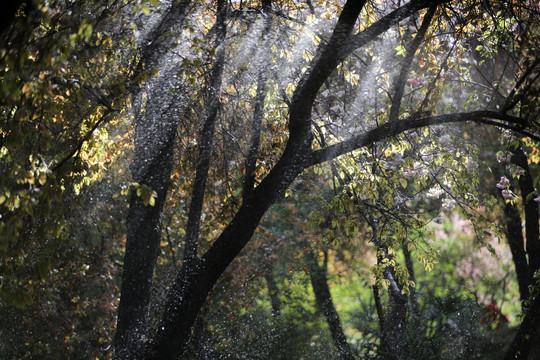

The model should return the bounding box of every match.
[501,189,514,200]
[407,78,421,87]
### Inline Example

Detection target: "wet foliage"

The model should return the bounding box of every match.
[1,0,540,359]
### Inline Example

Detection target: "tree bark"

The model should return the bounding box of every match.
[389,5,436,122]
[403,245,420,319]
[243,0,272,201]
[183,0,228,264]
[503,202,531,303]
[511,146,540,278]
[114,78,182,360]
[503,146,540,359]
[371,217,407,360]
[503,289,540,360]
[144,2,370,356]
[380,268,407,360]
[146,132,312,359]
[307,250,356,360]
[264,267,281,318]
[114,1,193,357]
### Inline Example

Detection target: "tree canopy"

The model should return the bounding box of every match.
[1,0,539,359]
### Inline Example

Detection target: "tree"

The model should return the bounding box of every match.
[2,1,539,359]
[125,1,539,359]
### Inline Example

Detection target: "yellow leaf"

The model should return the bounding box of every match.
[38,173,47,186]
[399,178,407,188]
[25,172,35,184]
[21,82,32,94]
[0,195,5,205]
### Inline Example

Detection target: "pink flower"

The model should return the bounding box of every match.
[502,189,514,200]
[407,78,421,87]
[496,183,507,189]
[497,156,507,163]
[500,176,510,184]
[514,169,526,176]
[533,196,540,203]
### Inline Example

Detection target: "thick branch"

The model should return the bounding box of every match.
[243,1,273,201]
[147,126,312,358]
[503,56,540,112]
[346,0,449,56]
[310,111,530,166]
[289,0,366,139]
[114,2,194,358]
[289,0,448,143]
[389,5,437,122]
[129,0,193,87]
[183,0,228,264]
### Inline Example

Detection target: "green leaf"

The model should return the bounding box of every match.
[395,44,406,57]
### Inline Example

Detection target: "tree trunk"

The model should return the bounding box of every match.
[403,245,420,319]
[264,267,281,318]
[379,267,408,360]
[503,289,540,360]
[114,77,180,359]
[141,2,373,352]
[307,250,356,360]
[145,143,312,358]
[114,1,193,358]
[243,0,272,201]
[511,147,540,278]
[503,202,531,303]
[371,218,407,360]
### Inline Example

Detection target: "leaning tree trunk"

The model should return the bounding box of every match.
[307,249,356,360]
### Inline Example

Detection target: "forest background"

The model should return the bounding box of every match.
[1,0,540,359]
